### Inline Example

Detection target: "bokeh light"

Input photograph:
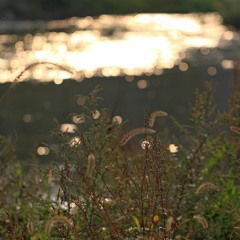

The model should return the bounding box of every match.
[207,66,217,76]
[68,137,81,147]
[37,146,50,155]
[92,110,100,119]
[125,75,134,82]
[179,62,189,72]
[72,115,85,124]
[169,144,178,153]
[137,79,148,89]
[60,123,77,133]
[23,114,33,123]
[221,60,234,69]
[141,140,151,149]
[112,115,122,125]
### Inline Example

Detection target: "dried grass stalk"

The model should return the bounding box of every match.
[13,61,75,85]
[193,215,208,229]
[230,125,240,134]
[85,153,96,178]
[119,128,157,146]
[44,215,73,235]
[148,110,168,127]
[47,169,53,184]
[1,61,75,105]
[166,216,174,232]
[196,182,219,195]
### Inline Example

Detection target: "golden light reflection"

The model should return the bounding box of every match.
[112,115,122,125]
[153,67,163,75]
[15,41,24,50]
[223,31,234,41]
[24,33,33,42]
[68,136,81,147]
[1,70,11,82]
[53,77,63,85]
[0,13,232,82]
[207,66,217,76]
[125,75,134,82]
[92,110,100,119]
[0,59,8,68]
[137,79,148,89]
[37,146,50,155]
[179,62,188,72]
[72,114,85,124]
[141,140,151,149]
[23,114,33,123]
[60,123,77,133]
[169,144,178,153]
[221,59,234,69]
[102,67,121,77]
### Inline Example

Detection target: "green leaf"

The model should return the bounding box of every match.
[132,215,141,232]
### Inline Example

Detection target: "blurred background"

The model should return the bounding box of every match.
[0,0,240,161]
[0,0,240,27]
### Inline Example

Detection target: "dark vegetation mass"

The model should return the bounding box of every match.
[1,0,240,27]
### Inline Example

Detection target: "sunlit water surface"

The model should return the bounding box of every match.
[0,13,238,84]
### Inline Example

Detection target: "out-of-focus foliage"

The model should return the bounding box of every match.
[213,0,240,27]
[0,0,240,27]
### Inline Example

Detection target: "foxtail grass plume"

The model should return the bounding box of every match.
[44,215,73,235]
[166,216,174,232]
[230,125,240,134]
[0,61,75,105]
[86,153,96,177]
[13,61,75,84]
[148,110,168,127]
[47,169,53,184]
[196,182,219,195]
[193,215,208,229]
[119,128,157,146]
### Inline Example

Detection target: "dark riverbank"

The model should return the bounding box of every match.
[0,0,214,20]
[0,0,240,28]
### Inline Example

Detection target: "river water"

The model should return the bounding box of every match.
[0,13,240,159]
[0,13,239,83]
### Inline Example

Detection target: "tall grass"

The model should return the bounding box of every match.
[0,70,240,239]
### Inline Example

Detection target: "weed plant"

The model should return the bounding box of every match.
[0,75,240,239]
